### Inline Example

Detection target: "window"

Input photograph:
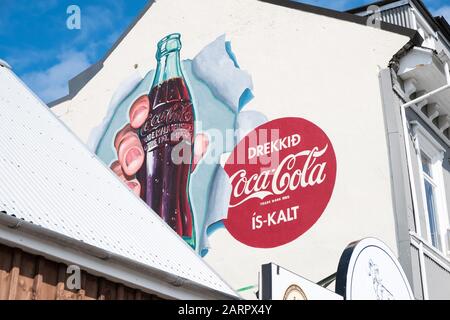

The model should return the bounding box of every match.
[421,153,441,249]
[411,121,449,254]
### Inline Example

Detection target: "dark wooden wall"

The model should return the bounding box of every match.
[0,243,162,300]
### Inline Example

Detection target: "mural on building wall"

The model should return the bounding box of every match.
[90,33,337,255]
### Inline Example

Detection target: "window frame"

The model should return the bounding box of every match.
[421,153,441,248]
[411,121,449,254]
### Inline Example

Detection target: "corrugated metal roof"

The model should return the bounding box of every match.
[0,65,237,298]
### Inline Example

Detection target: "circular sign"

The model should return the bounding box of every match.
[223,117,337,248]
[336,238,414,300]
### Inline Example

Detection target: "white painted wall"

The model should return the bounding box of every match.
[51,0,412,299]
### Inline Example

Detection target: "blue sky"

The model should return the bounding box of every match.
[1,0,449,103]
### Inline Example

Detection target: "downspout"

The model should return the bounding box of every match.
[399,62,450,300]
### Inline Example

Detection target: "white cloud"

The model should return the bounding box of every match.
[6,48,56,71]
[22,51,90,103]
[4,1,132,104]
[434,6,450,22]
[13,2,128,104]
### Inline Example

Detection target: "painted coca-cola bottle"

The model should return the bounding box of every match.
[137,33,196,249]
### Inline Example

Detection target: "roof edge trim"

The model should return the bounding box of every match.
[0,59,12,70]
[0,212,239,300]
[259,0,421,41]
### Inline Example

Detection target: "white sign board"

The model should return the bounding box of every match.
[336,238,414,300]
[260,263,343,300]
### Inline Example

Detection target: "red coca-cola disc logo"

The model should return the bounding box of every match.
[223,117,337,248]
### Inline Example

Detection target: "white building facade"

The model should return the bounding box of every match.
[2,0,450,300]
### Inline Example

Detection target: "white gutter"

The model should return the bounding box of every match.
[0,212,239,300]
[399,62,450,300]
